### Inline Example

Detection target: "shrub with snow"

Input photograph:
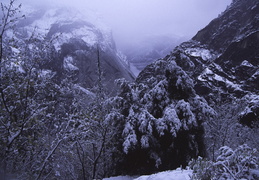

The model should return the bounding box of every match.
[190,144,259,180]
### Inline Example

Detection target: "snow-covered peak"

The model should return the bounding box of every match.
[21,4,110,31]
[19,5,113,51]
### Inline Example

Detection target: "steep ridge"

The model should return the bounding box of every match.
[193,0,258,54]
[16,6,134,92]
[116,0,259,173]
[138,0,259,126]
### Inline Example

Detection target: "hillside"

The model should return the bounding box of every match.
[17,5,135,91]
[109,0,259,176]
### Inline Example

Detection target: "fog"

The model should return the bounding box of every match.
[18,0,231,47]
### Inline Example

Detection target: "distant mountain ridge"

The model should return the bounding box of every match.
[121,34,188,76]
[16,6,134,92]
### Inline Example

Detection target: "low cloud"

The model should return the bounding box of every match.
[17,0,232,46]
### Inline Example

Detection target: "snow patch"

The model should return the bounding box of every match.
[240,94,259,116]
[75,27,98,46]
[135,169,192,180]
[214,74,242,90]
[104,169,192,180]
[241,60,254,67]
[104,176,135,180]
[214,74,224,82]
[22,6,112,50]
[53,27,98,50]
[197,75,207,82]
[63,56,78,71]
[197,68,214,82]
[197,67,242,91]
[185,48,212,61]
[204,67,214,75]
[212,63,223,71]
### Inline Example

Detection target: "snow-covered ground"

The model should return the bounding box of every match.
[104,168,192,180]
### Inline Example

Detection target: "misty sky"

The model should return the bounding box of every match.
[18,0,232,46]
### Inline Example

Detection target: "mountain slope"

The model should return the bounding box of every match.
[139,0,259,126]
[193,0,259,55]
[110,0,258,175]
[16,6,134,91]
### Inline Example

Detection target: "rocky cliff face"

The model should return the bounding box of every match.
[16,6,134,92]
[193,0,258,54]
[138,0,258,126]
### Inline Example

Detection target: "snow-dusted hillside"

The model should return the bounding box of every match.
[109,0,258,176]
[140,0,259,127]
[16,5,134,91]
[19,5,112,50]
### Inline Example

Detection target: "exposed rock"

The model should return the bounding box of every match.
[139,0,259,127]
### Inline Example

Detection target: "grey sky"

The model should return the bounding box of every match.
[18,0,232,46]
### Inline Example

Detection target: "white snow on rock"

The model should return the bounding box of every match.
[185,48,212,61]
[240,94,259,116]
[197,67,214,82]
[104,169,193,180]
[214,74,242,91]
[204,67,214,75]
[18,5,134,78]
[241,60,254,67]
[63,56,78,71]
[198,67,242,91]
[21,5,112,50]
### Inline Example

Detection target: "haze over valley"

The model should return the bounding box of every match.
[18,0,232,75]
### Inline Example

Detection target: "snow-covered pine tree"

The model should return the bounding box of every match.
[108,59,215,175]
